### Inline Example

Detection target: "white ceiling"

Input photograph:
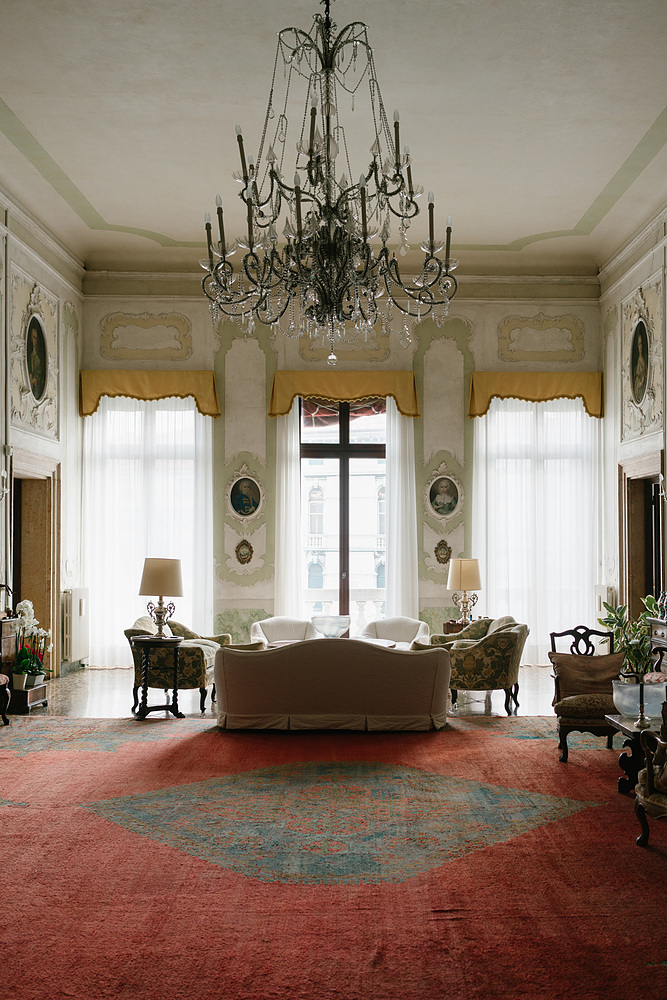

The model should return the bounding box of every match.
[1,0,667,278]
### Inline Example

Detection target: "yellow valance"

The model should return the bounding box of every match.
[468,372,603,418]
[79,370,221,417]
[269,371,420,417]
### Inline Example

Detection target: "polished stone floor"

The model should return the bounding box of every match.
[21,662,557,720]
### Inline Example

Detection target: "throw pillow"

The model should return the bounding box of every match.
[548,651,624,702]
[169,621,199,639]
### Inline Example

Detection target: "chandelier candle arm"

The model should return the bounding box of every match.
[215,195,226,259]
[204,213,213,268]
[428,192,435,253]
[393,110,401,173]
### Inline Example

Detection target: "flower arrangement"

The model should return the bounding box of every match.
[597,594,660,675]
[14,600,53,677]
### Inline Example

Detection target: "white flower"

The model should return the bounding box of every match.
[16,600,38,627]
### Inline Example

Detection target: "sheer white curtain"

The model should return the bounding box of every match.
[274,398,303,617]
[472,396,600,663]
[385,397,419,618]
[82,395,213,666]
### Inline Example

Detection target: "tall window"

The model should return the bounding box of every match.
[82,395,213,666]
[300,398,386,628]
[473,396,599,663]
[377,484,386,537]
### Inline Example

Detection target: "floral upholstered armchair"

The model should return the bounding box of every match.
[428,617,529,714]
[124,617,231,713]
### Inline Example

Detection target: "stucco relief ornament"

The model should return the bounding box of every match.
[622,282,663,441]
[10,278,59,437]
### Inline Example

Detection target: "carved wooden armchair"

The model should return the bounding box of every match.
[548,625,623,763]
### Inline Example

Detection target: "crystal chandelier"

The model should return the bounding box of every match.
[201,0,458,365]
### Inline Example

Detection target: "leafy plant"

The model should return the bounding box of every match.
[597,594,659,674]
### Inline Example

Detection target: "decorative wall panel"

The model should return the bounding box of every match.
[621,279,663,441]
[10,271,59,439]
[99,312,192,360]
[224,338,266,464]
[497,312,585,362]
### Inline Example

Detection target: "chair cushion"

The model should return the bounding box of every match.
[553,692,616,718]
[549,651,624,701]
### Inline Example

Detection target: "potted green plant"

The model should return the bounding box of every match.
[598,595,667,722]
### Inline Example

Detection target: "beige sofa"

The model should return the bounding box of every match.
[213,637,451,731]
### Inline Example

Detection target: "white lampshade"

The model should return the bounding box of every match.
[139,558,183,597]
[447,558,481,592]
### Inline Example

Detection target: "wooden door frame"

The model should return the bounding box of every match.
[618,450,663,613]
[11,448,61,679]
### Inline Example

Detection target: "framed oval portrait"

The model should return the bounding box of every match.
[426,472,461,521]
[228,473,263,521]
[26,315,48,401]
[630,319,649,405]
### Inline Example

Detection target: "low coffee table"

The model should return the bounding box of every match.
[604,714,660,794]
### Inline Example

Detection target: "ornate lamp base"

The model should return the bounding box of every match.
[146,597,176,637]
[452,590,478,625]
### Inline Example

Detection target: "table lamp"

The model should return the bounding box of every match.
[139,558,183,636]
[447,558,481,624]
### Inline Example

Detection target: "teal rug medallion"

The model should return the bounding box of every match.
[84,761,596,884]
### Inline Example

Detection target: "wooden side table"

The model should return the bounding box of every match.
[130,635,184,720]
[442,621,465,634]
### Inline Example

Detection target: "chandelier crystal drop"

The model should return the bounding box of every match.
[201,0,458,365]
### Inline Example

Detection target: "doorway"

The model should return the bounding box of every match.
[620,453,663,619]
[10,450,61,678]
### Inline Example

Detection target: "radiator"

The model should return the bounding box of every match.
[595,585,616,617]
[61,588,90,662]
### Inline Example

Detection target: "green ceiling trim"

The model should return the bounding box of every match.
[0,96,200,248]
[2,94,667,254]
[459,104,667,253]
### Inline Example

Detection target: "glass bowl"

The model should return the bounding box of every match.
[311,615,351,638]
[612,678,667,718]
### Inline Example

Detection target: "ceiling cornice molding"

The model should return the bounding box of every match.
[598,201,667,288]
[0,181,85,286]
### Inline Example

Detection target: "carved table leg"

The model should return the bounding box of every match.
[170,645,184,719]
[137,647,150,720]
[618,735,642,795]
[634,797,650,846]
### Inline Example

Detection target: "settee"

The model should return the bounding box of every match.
[125,617,231,712]
[213,637,451,731]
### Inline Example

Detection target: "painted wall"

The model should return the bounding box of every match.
[80,268,602,642]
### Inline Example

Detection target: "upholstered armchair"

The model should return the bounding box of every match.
[249,617,320,644]
[429,617,529,714]
[360,617,430,648]
[548,625,623,763]
[125,617,231,713]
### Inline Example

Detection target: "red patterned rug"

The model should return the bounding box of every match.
[1,715,665,999]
